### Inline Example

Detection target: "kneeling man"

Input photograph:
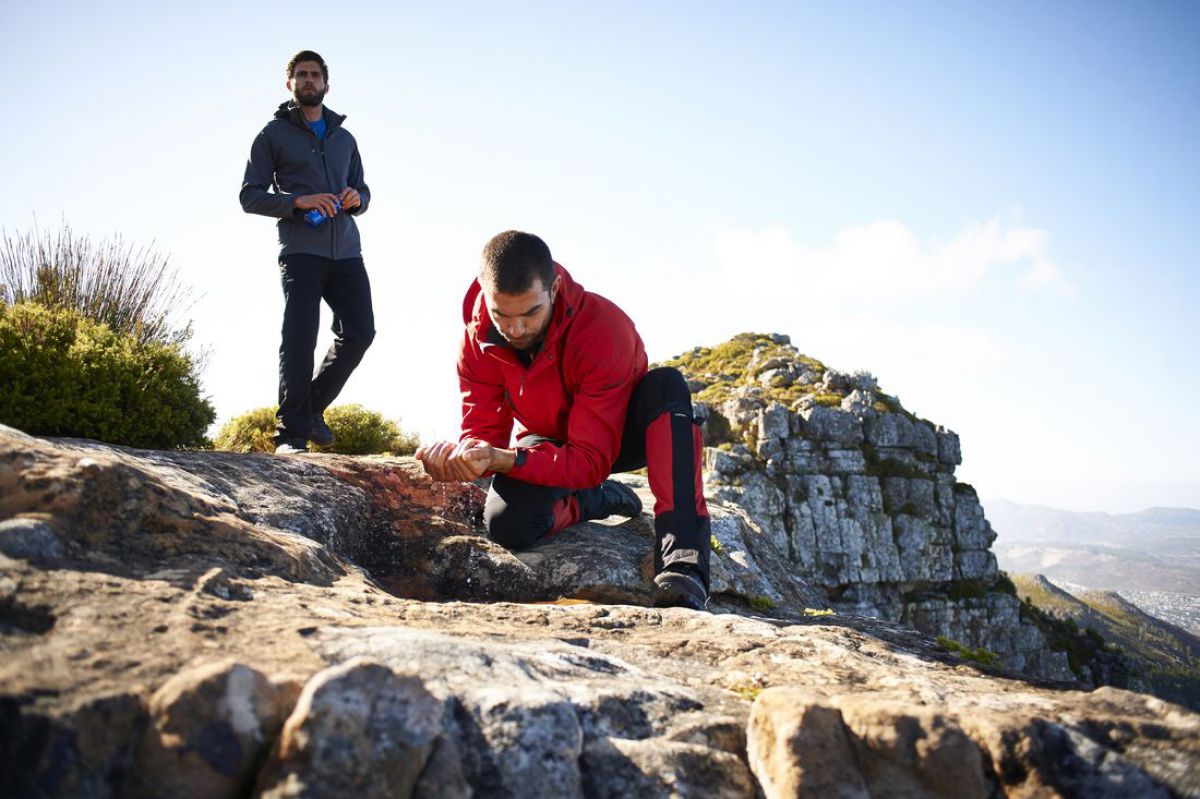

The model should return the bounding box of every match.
[416,231,710,609]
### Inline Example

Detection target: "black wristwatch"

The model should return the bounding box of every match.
[513,447,528,468]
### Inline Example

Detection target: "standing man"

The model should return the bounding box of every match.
[240,50,375,454]
[416,231,711,610]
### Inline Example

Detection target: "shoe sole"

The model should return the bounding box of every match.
[652,578,709,611]
[652,591,707,611]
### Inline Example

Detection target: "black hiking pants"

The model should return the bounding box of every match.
[484,367,710,585]
[276,253,375,444]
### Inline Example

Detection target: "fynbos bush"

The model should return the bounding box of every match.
[324,404,420,455]
[212,406,278,454]
[0,302,215,448]
[214,404,419,455]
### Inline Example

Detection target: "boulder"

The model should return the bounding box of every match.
[256,658,442,799]
[865,412,915,448]
[796,406,864,446]
[129,660,292,799]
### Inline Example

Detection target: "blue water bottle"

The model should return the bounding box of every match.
[304,199,342,228]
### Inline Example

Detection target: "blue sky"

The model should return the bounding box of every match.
[2,1,1197,513]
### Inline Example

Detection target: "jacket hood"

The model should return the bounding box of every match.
[463,263,584,352]
[273,101,347,130]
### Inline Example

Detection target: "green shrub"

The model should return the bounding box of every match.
[948,580,987,601]
[656,333,828,409]
[214,403,419,455]
[324,404,419,455]
[937,636,1000,667]
[729,682,763,701]
[212,405,278,453]
[0,302,214,448]
[748,595,776,611]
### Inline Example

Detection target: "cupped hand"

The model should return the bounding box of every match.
[416,438,493,483]
[414,440,457,482]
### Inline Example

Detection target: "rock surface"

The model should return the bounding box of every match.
[2,423,1199,797]
[256,658,442,798]
[128,660,295,798]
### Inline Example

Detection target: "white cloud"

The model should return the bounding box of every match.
[711,217,1072,304]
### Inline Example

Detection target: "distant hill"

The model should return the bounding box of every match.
[984,499,1200,550]
[985,499,1200,598]
[1012,573,1200,711]
[994,542,1200,594]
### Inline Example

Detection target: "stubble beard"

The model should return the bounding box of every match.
[502,322,548,352]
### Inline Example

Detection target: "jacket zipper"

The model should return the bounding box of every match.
[319,129,336,259]
[504,389,532,427]
[298,114,338,259]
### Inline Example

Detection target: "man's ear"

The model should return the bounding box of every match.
[550,274,563,298]
[285,78,293,93]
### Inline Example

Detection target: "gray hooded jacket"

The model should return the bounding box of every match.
[240,102,371,260]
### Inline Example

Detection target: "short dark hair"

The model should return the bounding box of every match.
[287,50,328,82]
[480,231,555,295]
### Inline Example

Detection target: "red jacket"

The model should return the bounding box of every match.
[457,264,648,489]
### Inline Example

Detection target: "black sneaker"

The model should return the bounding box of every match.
[310,414,336,448]
[652,570,709,611]
[274,439,309,454]
[578,479,643,521]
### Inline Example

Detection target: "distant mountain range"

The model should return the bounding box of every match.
[984,499,1200,595]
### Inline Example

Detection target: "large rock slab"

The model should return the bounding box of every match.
[2,425,1199,797]
[0,425,821,615]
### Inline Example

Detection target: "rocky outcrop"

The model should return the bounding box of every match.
[667,334,1072,679]
[2,423,1199,797]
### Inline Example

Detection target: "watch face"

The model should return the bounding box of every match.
[515,448,527,467]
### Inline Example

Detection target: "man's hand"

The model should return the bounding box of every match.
[338,187,362,210]
[293,193,341,218]
[415,438,514,483]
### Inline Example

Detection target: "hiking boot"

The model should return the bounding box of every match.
[310,414,336,448]
[652,569,709,611]
[274,438,309,454]
[578,479,643,521]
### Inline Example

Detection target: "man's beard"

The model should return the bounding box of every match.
[293,86,327,108]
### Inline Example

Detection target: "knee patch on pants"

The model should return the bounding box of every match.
[483,501,545,550]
